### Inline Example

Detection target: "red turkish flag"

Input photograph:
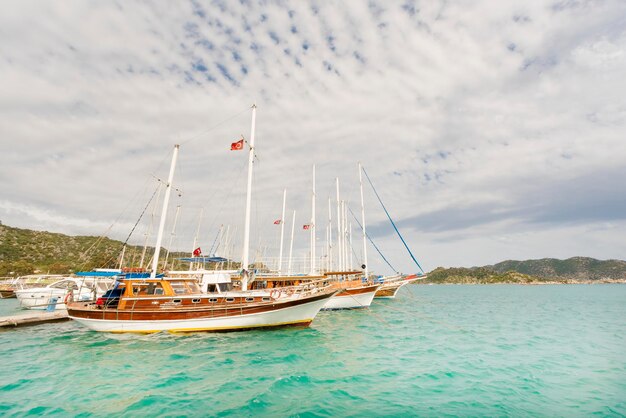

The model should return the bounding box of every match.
[302,224,310,230]
[274,219,282,225]
[193,247,202,257]
[230,139,244,150]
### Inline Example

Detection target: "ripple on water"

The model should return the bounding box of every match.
[1,285,625,416]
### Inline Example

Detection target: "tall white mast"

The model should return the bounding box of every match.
[310,164,316,275]
[325,225,329,272]
[163,204,181,271]
[341,200,347,271]
[358,162,369,278]
[150,144,179,279]
[328,197,333,271]
[288,210,296,275]
[348,221,352,270]
[140,185,161,269]
[336,178,342,272]
[241,104,257,291]
[278,188,286,274]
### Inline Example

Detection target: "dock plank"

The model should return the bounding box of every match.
[0,311,69,328]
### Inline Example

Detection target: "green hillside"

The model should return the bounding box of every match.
[424,267,543,284]
[487,257,626,281]
[423,257,626,284]
[0,224,157,275]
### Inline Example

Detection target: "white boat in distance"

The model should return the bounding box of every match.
[16,277,111,310]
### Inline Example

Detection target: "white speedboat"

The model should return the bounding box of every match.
[15,278,111,310]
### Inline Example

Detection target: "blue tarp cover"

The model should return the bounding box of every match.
[75,271,122,277]
[178,256,229,263]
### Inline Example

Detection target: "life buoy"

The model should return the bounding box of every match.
[270,289,281,300]
[64,292,73,305]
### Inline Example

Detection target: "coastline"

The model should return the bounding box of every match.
[416,279,626,285]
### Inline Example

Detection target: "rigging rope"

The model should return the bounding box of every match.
[121,183,161,249]
[361,166,424,274]
[348,207,398,274]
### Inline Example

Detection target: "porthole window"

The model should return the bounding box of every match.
[262,297,270,302]
[172,299,182,303]
[245,297,254,302]
[209,298,218,303]
[192,298,201,303]
[225,297,235,303]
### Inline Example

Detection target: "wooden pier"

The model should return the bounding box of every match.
[0,311,69,328]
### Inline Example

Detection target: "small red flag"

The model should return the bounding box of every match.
[230,139,244,151]
[193,247,202,257]
[302,224,310,230]
[273,219,282,225]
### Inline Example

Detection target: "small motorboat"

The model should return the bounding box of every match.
[15,277,111,310]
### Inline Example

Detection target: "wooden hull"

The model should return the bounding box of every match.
[374,281,409,299]
[323,284,380,309]
[67,291,335,333]
[0,289,16,299]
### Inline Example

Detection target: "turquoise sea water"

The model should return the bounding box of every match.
[1,284,625,417]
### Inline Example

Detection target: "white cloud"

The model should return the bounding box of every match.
[1,0,625,272]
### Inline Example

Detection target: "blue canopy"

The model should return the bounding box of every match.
[75,271,122,277]
[178,256,229,263]
[76,271,163,279]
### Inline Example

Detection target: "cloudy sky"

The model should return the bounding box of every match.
[1,0,625,273]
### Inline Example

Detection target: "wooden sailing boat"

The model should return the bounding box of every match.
[68,107,336,333]
[322,166,380,309]
[356,164,427,298]
[374,274,424,298]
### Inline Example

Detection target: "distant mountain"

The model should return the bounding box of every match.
[423,257,626,284]
[486,257,626,281]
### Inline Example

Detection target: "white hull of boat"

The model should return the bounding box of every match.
[69,293,331,333]
[322,288,378,310]
[15,289,93,310]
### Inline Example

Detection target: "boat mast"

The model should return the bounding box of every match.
[163,204,181,271]
[336,178,342,272]
[328,197,333,271]
[341,200,347,271]
[150,144,179,279]
[358,162,369,278]
[241,104,256,291]
[310,164,316,275]
[278,188,286,274]
[288,210,296,275]
[349,221,353,270]
[140,185,161,269]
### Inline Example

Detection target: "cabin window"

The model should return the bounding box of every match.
[218,283,233,292]
[208,298,218,303]
[170,280,201,295]
[245,297,254,302]
[51,281,78,290]
[192,298,201,303]
[169,281,188,295]
[186,281,201,294]
[134,283,165,296]
[225,297,235,303]
[206,284,217,293]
